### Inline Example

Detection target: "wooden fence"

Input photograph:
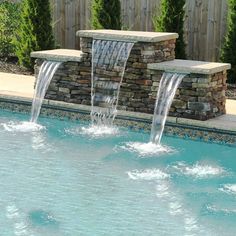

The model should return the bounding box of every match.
[50,0,228,62]
[185,0,228,61]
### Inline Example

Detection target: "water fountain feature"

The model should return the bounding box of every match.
[30,60,61,123]
[122,72,186,156]
[150,72,186,144]
[90,39,134,127]
[28,30,231,143]
[2,60,61,132]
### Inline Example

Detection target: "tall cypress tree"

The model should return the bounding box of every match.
[221,0,236,83]
[153,0,186,59]
[92,0,121,30]
[14,0,55,70]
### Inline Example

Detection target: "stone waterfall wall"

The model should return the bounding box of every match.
[36,37,176,111]
[34,35,229,121]
[149,70,227,120]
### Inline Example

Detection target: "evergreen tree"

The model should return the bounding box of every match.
[0,1,20,58]
[92,0,121,30]
[221,0,236,83]
[15,0,55,70]
[153,0,186,59]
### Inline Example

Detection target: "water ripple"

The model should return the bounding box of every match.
[65,125,120,138]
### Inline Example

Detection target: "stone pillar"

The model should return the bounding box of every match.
[148,60,230,120]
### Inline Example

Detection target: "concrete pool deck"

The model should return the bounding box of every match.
[0,72,236,133]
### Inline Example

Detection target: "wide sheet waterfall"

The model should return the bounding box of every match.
[150,72,186,144]
[91,39,134,126]
[30,61,61,123]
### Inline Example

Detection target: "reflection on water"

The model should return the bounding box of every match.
[66,124,120,138]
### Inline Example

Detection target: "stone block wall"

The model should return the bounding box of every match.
[149,70,227,120]
[33,33,229,121]
[35,49,92,105]
[38,37,176,110]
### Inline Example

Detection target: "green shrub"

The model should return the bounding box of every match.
[14,0,55,70]
[153,0,186,59]
[0,1,20,58]
[92,0,121,30]
[221,0,236,83]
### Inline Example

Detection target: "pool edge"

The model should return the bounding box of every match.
[0,94,235,146]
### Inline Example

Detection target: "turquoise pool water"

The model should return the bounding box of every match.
[0,110,236,236]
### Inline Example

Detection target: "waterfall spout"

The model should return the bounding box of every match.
[30,61,61,123]
[150,72,186,144]
[91,39,134,127]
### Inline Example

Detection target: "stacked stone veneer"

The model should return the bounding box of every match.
[33,30,230,121]
[148,70,227,120]
[36,36,176,109]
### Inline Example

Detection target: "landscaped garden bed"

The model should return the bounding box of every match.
[0,57,32,75]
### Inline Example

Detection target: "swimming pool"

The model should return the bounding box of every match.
[0,110,236,236]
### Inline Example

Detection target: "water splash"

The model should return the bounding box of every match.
[2,121,44,132]
[91,39,134,127]
[150,72,186,144]
[172,162,226,179]
[127,169,170,181]
[120,141,176,157]
[74,125,120,138]
[30,60,61,123]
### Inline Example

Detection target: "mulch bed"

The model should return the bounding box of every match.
[226,84,236,100]
[0,57,33,76]
[1,58,236,100]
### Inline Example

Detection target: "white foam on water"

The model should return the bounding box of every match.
[127,169,170,181]
[219,184,236,195]
[2,121,44,133]
[120,141,176,157]
[31,133,53,153]
[172,162,225,179]
[66,125,120,138]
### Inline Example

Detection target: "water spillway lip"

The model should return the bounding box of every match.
[77,30,178,43]
[30,49,84,62]
[93,37,137,43]
[148,59,231,75]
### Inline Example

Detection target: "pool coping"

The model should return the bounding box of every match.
[0,94,236,137]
